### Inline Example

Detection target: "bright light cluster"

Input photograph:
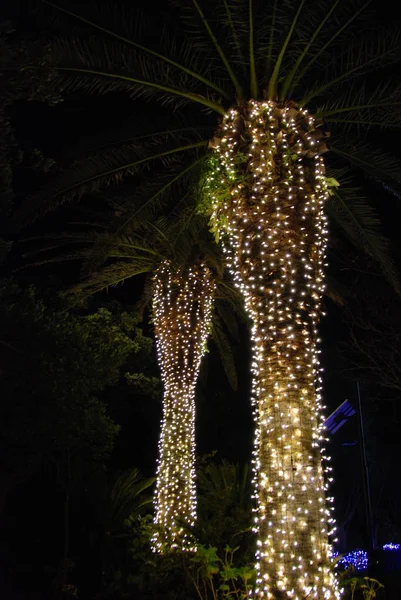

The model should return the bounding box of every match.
[151,259,215,552]
[383,543,400,551]
[333,550,368,571]
[206,100,339,599]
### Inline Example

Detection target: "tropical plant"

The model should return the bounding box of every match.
[109,461,256,600]
[19,0,401,596]
[195,461,253,558]
[186,544,255,600]
[92,467,155,592]
[24,204,244,551]
[340,571,384,600]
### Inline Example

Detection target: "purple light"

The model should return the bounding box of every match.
[383,543,400,551]
[332,550,368,571]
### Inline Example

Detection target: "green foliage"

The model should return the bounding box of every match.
[186,544,255,600]
[87,470,155,595]
[323,176,341,196]
[0,281,153,483]
[93,459,255,600]
[0,22,61,220]
[195,461,254,560]
[339,568,384,600]
[197,155,236,243]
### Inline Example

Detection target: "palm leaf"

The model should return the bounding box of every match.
[43,0,228,98]
[108,468,155,526]
[327,189,401,296]
[210,314,238,390]
[330,144,401,198]
[18,141,207,224]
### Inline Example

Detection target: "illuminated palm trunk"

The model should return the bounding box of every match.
[152,259,214,552]
[209,101,339,599]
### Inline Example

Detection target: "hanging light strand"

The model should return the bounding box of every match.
[152,260,215,552]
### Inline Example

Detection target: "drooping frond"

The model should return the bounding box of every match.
[317,82,401,131]
[279,0,342,100]
[326,188,401,295]
[210,315,238,390]
[289,0,375,98]
[214,296,240,341]
[43,0,229,99]
[330,143,401,198]
[215,279,247,322]
[18,138,208,224]
[71,258,155,297]
[108,468,155,526]
[49,35,225,114]
[300,24,401,104]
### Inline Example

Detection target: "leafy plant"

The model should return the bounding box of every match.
[186,544,255,600]
[336,563,385,600]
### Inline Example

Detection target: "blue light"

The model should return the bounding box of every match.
[332,549,368,571]
[383,543,400,551]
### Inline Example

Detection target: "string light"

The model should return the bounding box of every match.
[333,550,368,571]
[205,100,339,598]
[151,260,215,552]
[383,543,400,551]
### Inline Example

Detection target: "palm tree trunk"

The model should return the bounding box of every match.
[152,260,214,552]
[209,101,339,599]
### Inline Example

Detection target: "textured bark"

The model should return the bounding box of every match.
[210,101,338,599]
[152,260,214,551]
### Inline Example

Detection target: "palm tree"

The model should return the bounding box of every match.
[26,206,243,551]
[24,0,401,596]
[151,257,214,551]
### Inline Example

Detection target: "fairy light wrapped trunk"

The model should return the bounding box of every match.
[152,260,214,552]
[207,100,339,599]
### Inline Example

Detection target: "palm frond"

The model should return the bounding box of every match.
[69,124,213,161]
[279,0,341,99]
[43,0,228,98]
[330,143,401,198]
[291,0,373,96]
[111,158,206,240]
[248,0,258,98]
[109,468,155,525]
[215,279,247,321]
[214,298,240,341]
[266,0,307,99]
[216,0,247,74]
[18,141,207,224]
[317,79,401,116]
[210,315,238,390]
[327,189,401,296]
[190,0,243,97]
[300,24,401,104]
[71,258,155,298]
[49,34,225,113]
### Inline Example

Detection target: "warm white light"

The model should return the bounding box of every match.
[205,100,339,598]
[151,260,215,552]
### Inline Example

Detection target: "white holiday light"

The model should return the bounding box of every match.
[205,100,340,599]
[152,259,215,552]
